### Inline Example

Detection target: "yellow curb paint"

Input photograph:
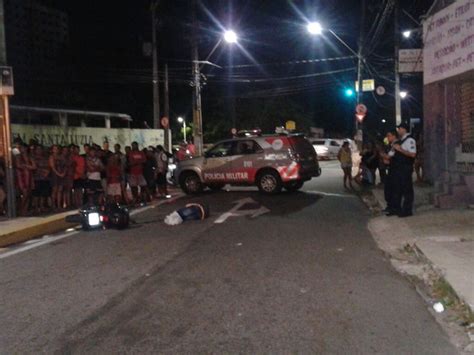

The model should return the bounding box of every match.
[0,217,76,248]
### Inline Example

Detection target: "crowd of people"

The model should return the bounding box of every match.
[338,123,422,217]
[0,139,172,216]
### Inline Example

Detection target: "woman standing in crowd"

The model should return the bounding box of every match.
[49,145,66,210]
[31,145,51,214]
[155,145,170,198]
[15,144,36,215]
[337,141,353,190]
[63,146,75,209]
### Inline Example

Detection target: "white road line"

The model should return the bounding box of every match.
[0,193,185,260]
[0,231,79,259]
[306,190,357,198]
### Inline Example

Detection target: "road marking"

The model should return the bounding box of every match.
[215,197,270,224]
[0,194,185,260]
[0,231,79,259]
[306,190,356,198]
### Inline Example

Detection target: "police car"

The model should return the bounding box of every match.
[175,131,321,194]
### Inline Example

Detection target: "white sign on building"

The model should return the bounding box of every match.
[11,125,165,152]
[423,0,474,84]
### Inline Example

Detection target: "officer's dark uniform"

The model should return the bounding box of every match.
[392,134,416,216]
[384,140,399,212]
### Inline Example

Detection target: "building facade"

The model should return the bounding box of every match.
[423,0,474,207]
[4,0,69,105]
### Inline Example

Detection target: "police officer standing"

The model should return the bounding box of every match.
[391,122,417,217]
[380,130,398,214]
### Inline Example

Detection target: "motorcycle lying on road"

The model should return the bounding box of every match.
[65,203,130,231]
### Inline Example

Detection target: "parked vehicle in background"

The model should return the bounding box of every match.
[176,133,321,195]
[309,138,342,160]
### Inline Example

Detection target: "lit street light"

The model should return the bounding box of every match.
[177,116,187,142]
[191,28,238,156]
[402,30,411,38]
[307,22,323,35]
[381,119,387,123]
[223,30,238,44]
[400,91,408,99]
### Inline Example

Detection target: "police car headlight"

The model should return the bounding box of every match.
[87,212,101,227]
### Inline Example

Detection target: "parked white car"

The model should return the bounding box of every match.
[309,138,341,160]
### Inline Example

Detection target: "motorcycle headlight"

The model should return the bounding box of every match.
[87,212,101,227]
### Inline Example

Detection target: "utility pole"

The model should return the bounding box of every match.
[356,0,365,107]
[164,63,171,152]
[394,0,402,126]
[355,0,366,147]
[151,1,160,129]
[191,0,203,155]
[0,0,15,218]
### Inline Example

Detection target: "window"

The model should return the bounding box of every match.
[234,140,262,155]
[330,140,340,147]
[206,141,234,158]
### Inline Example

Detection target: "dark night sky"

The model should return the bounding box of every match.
[37,0,431,139]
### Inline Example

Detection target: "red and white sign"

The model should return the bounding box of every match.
[423,0,474,84]
[376,86,386,96]
[355,104,367,115]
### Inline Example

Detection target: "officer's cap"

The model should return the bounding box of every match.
[397,122,410,131]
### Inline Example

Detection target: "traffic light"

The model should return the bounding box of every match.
[344,88,354,97]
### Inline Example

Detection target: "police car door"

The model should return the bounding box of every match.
[202,141,235,184]
[231,140,262,183]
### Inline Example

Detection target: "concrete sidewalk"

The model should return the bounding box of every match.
[368,186,474,312]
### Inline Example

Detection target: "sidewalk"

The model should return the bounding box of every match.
[0,211,77,248]
[368,185,474,312]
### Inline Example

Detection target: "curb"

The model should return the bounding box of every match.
[0,212,77,248]
[362,189,474,314]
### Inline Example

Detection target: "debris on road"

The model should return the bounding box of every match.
[433,302,445,313]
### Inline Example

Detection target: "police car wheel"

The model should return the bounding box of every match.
[257,170,282,194]
[180,172,203,194]
[284,181,304,192]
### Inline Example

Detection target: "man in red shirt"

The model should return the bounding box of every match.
[127,141,147,204]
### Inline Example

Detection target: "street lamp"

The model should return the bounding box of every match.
[402,30,411,38]
[307,22,323,35]
[177,116,186,142]
[400,91,408,99]
[223,30,238,44]
[191,29,238,156]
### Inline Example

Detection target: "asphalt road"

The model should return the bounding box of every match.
[0,161,457,354]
